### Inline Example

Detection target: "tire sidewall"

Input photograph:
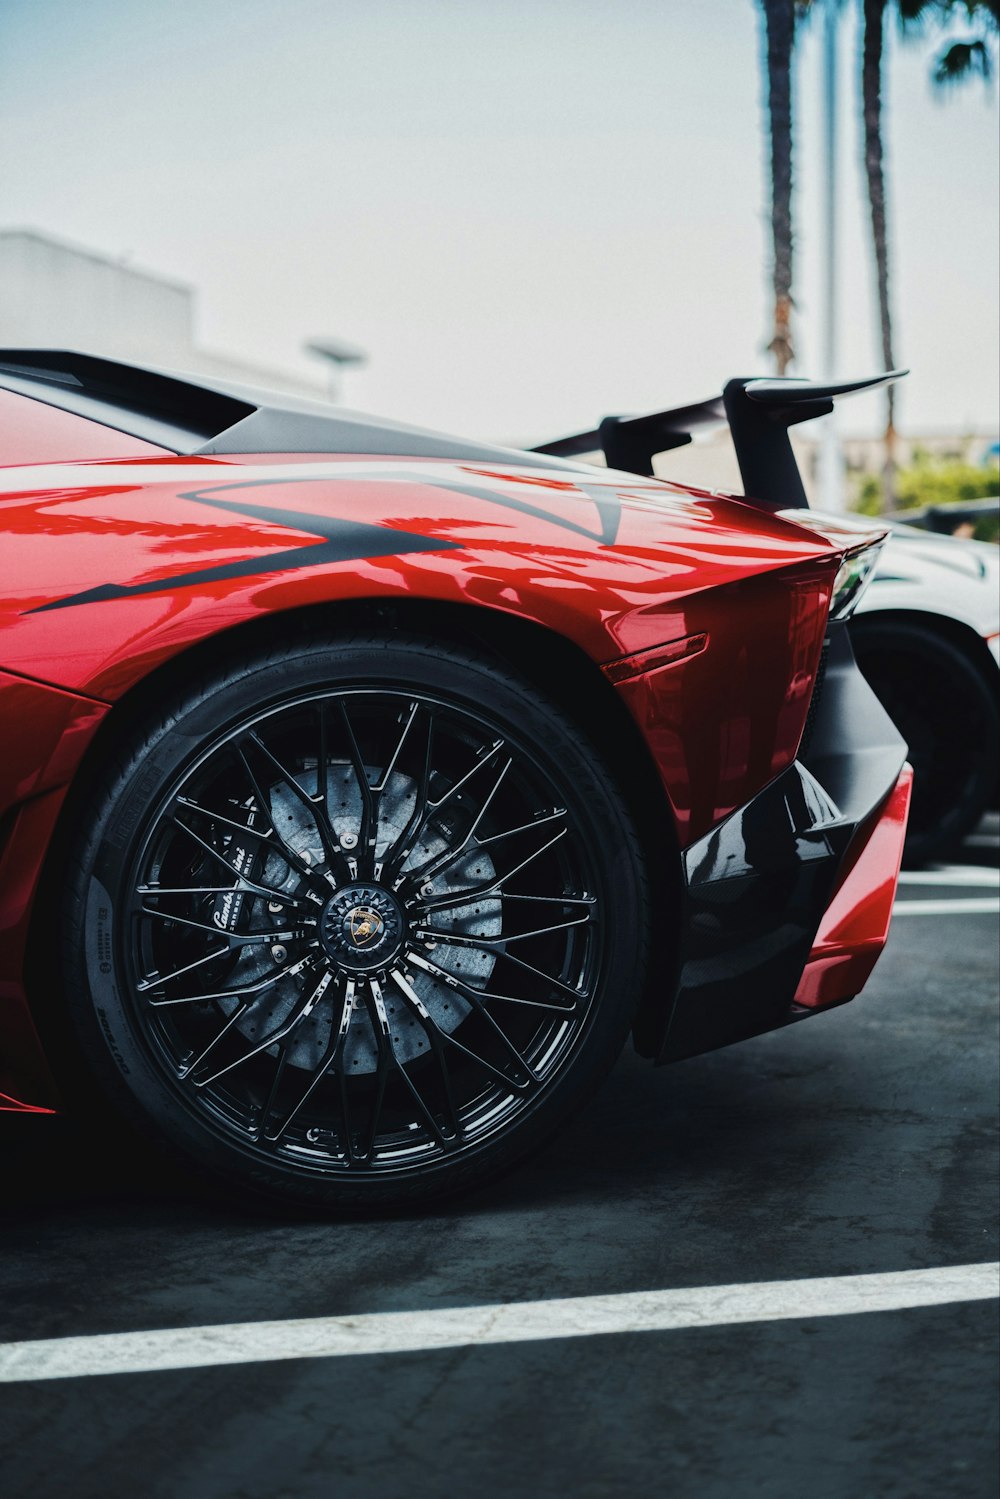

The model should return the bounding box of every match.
[852,618,999,863]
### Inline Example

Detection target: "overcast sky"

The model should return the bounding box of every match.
[1,0,997,442]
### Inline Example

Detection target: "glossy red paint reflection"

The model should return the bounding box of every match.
[0,454,845,701]
[606,561,833,846]
[793,764,913,1009]
[0,1089,54,1113]
[0,669,108,803]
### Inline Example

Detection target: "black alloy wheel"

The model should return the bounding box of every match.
[851,618,1000,866]
[61,632,649,1209]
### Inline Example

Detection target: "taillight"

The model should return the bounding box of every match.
[776,510,887,621]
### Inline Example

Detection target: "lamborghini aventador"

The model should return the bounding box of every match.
[0,352,911,1209]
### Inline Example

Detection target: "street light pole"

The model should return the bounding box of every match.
[304,338,367,404]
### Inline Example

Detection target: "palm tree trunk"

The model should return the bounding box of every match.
[762,0,798,374]
[861,0,898,508]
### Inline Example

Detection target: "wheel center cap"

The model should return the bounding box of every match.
[320,884,405,972]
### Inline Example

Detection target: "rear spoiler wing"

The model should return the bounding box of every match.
[531,370,907,508]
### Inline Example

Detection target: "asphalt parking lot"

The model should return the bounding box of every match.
[1,817,997,1499]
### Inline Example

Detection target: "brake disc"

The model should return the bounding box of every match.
[213,765,501,1074]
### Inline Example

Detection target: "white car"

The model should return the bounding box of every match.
[850,522,999,863]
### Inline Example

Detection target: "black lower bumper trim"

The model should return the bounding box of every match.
[657,626,906,1064]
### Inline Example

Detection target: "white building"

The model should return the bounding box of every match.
[0,228,328,401]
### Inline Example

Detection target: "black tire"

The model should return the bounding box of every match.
[60,630,650,1211]
[851,618,1000,865]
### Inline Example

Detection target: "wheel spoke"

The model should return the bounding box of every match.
[412,931,586,1002]
[497,916,591,944]
[138,882,311,911]
[367,976,454,1148]
[391,737,505,883]
[477,809,568,850]
[422,888,595,917]
[229,745,336,890]
[260,975,354,1145]
[380,706,435,878]
[357,996,392,1163]
[379,700,420,788]
[413,826,568,912]
[315,701,331,830]
[417,913,589,946]
[257,1044,290,1140]
[172,808,326,899]
[336,985,358,1164]
[175,794,274,840]
[409,807,567,890]
[243,731,347,876]
[391,967,531,1095]
[177,1000,252,1078]
[457,992,537,1079]
[337,700,380,877]
[192,968,332,1088]
[146,960,304,1008]
[408,756,513,885]
[479,890,595,908]
[356,699,420,879]
[139,905,313,944]
[407,948,578,1014]
[137,943,232,994]
[387,969,462,1135]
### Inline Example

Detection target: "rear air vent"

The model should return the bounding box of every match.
[0,348,577,466]
[0,349,256,453]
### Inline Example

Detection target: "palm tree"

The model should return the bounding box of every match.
[859,0,998,507]
[759,1,812,373]
[929,0,999,83]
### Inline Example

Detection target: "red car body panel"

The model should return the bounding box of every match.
[0,381,905,1111]
[0,453,839,696]
[0,671,110,1108]
[794,763,913,1011]
[0,451,840,855]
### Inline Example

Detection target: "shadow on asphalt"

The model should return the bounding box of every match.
[2,812,997,1234]
[0,1030,873,1232]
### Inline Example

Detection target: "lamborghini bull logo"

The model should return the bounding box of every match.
[348,906,384,947]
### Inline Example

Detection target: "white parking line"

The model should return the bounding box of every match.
[1,1263,996,1384]
[898,867,1000,888]
[892,898,999,916]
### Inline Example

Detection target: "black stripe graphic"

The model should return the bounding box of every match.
[27,482,460,614]
[26,470,622,614]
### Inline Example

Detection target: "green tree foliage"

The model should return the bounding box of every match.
[916,1,999,85]
[854,449,1000,538]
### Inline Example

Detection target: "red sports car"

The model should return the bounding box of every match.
[0,352,911,1209]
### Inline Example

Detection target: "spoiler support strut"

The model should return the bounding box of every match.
[532,370,908,508]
